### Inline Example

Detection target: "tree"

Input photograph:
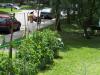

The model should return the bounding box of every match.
[50,0,100,36]
[51,0,61,31]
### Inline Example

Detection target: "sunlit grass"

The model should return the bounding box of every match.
[38,23,100,75]
[0,7,20,13]
[38,45,100,75]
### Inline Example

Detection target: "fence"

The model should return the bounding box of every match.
[16,11,41,31]
[0,37,22,49]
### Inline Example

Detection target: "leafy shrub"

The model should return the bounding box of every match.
[13,59,38,75]
[16,36,40,75]
[0,57,15,75]
[41,29,64,58]
[0,57,38,75]
[0,29,64,75]
[17,31,54,70]
[17,29,63,70]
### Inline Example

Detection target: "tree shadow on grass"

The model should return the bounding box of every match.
[38,62,55,74]
[59,30,100,52]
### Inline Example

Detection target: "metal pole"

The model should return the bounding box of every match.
[9,13,14,58]
[8,13,15,75]
[24,13,27,37]
[9,0,14,74]
[9,0,14,59]
[37,0,40,30]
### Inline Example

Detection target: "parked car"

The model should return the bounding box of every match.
[0,3,20,10]
[0,4,6,8]
[6,3,21,10]
[40,8,53,19]
[0,14,21,33]
[40,8,68,19]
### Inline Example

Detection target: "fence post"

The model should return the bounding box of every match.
[24,13,27,37]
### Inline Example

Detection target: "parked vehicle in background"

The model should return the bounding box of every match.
[0,14,21,33]
[40,7,53,19]
[0,3,21,10]
[6,3,21,10]
[0,4,6,8]
[40,8,68,19]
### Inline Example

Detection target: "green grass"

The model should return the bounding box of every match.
[38,22,100,75]
[0,7,21,13]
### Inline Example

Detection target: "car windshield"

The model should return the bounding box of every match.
[41,8,52,13]
[0,18,6,23]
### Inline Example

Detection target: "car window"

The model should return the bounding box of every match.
[0,18,6,23]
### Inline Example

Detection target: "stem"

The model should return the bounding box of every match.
[37,0,40,30]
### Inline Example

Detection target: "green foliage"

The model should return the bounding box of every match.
[0,8,20,13]
[0,56,38,75]
[40,29,64,58]
[0,29,64,74]
[17,29,63,70]
[38,23,100,75]
[13,59,38,75]
[16,36,40,74]
[0,57,15,75]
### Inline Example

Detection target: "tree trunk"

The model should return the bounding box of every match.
[56,12,61,31]
[54,0,61,32]
[67,8,71,24]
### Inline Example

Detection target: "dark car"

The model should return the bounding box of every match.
[40,8,53,19]
[0,4,6,8]
[5,3,21,10]
[0,3,20,10]
[0,14,21,33]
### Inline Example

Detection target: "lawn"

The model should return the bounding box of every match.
[38,23,100,75]
[0,7,20,13]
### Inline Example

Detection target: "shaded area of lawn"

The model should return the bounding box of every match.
[61,22,100,50]
[38,22,100,75]
[61,31,100,50]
